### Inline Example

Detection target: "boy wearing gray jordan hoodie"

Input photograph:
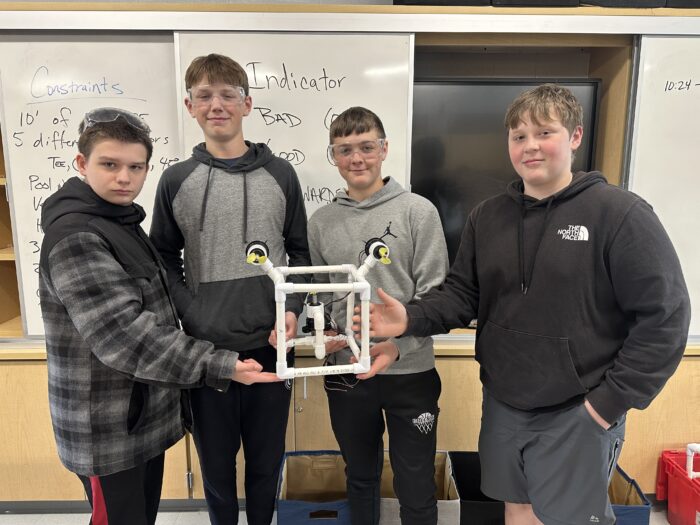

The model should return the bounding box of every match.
[307,107,449,525]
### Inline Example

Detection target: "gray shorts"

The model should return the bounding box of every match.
[478,390,625,525]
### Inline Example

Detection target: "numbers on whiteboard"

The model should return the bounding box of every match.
[663,79,700,92]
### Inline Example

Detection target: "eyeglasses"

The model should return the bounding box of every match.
[188,84,247,107]
[327,139,386,166]
[81,107,151,134]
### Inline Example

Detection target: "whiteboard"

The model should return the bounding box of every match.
[0,34,181,337]
[628,35,700,341]
[176,32,414,216]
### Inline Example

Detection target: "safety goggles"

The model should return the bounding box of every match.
[327,138,386,166]
[81,107,151,134]
[187,84,247,107]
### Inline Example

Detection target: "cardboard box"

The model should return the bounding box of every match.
[609,465,652,525]
[277,451,351,524]
[276,450,460,524]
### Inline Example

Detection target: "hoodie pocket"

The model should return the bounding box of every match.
[126,382,150,434]
[478,321,587,410]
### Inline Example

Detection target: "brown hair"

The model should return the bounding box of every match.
[185,53,249,94]
[504,83,583,135]
[329,106,386,142]
[78,118,152,163]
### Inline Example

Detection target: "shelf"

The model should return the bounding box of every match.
[0,316,23,339]
[0,246,14,261]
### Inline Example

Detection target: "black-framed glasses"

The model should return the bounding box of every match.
[81,107,151,134]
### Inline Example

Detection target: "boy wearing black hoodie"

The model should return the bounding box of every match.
[362,84,690,525]
[149,54,310,525]
[39,108,278,525]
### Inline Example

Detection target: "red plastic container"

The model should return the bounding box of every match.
[656,450,700,525]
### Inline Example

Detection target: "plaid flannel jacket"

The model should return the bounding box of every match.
[40,203,235,477]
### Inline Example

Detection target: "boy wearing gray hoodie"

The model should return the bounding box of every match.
[150,54,310,525]
[306,107,449,525]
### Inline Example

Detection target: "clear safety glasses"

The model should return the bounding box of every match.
[327,138,386,166]
[81,107,151,134]
[188,84,247,107]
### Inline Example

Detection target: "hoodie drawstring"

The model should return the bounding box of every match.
[199,160,214,232]
[519,196,554,295]
[242,171,248,243]
[198,161,250,242]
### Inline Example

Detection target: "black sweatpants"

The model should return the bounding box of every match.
[325,368,441,525]
[77,452,164,525]
[190,345,293,525]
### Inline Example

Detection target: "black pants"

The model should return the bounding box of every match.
[77,452,164,525]
[325,368,441,525]
[190,345,293,525]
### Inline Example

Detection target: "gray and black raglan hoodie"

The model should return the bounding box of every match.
[307,177,449,374]
[150,142,310,352]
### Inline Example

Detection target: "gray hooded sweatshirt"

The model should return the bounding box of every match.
[307,177,449,374]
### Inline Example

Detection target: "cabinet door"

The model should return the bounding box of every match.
[162,437,190,500]
[291,358,339,451]
[0,360,195,501]
[618,356,700,493]
[434,357,482,452]
[0,361,84,500]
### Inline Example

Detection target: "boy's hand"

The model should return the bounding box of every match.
[232,359,281,385]
[351,341,399,380]
[352,288,408,338]
[268,312,298,352]
[584,398,611,430]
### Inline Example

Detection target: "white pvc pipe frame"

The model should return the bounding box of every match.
[254,257,382,379]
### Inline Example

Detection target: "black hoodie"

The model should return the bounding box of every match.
[406,171,690,422]
[41,176,151,269]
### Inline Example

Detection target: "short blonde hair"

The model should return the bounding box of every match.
[504,83,583,135]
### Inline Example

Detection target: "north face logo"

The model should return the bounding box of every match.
[558,225,589,241]
[412,412,436,434]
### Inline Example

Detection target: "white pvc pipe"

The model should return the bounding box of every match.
[357,255,377,280]
[346,329,361,361]
[282,363,359,378]
[307,304,326,359]
[346,273,355,337]
[277,282,368,294]
[279,264,355,275]
[260,259,285,285]
[276,299,287,367]
[687,443,700,479]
